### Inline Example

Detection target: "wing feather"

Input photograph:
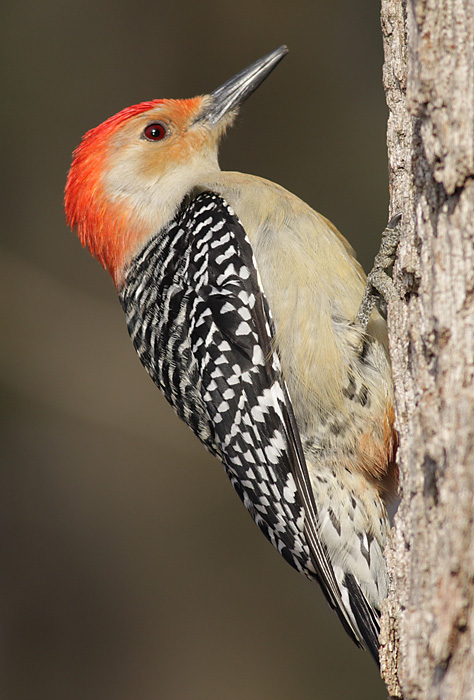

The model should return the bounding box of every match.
[120,191,379,658]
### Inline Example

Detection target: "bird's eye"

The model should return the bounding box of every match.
[143,122,167,141]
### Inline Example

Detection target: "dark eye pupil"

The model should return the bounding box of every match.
[144,123,166,141]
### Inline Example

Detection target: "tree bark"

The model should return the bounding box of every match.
[379,0,474,697]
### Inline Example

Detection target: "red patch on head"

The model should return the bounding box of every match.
[64,100,169,284]
[65,100,165,281]
[65,97,205,285]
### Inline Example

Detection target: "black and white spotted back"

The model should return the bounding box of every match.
[120,192,311,567]
[119,191,379,658]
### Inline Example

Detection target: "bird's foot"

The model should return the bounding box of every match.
[356,214,402,332]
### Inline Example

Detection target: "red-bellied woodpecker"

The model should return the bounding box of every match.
[65,46,399,664]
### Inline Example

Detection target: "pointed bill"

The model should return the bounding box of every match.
[201,46,288,125]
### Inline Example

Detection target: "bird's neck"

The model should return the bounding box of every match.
[80,170,224,288]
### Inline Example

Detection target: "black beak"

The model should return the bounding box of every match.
[201,46,288,125]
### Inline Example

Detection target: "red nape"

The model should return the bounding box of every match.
[64,101,165,283]
[65,97,204,285]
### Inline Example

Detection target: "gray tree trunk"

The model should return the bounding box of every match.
[379,0,474,697]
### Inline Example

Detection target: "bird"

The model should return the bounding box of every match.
[65,46,398,664]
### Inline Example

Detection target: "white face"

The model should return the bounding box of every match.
[102,97,226,234]
[66,94,237,283]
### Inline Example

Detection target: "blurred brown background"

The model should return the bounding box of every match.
[2,1,389,698]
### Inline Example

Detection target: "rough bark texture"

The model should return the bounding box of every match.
[379,0,474,697]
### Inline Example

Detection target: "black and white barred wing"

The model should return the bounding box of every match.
[120,191,370,652]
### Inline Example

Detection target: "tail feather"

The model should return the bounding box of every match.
[344,573,381,665]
